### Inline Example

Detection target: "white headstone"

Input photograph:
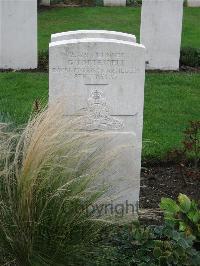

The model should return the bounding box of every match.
[0,0,37,70]
[140,0,184,70]
[49,37,145,217]
[104,0,126,6]
[40,0,50,6]
[51,30,136,43]
[187,0,200,6]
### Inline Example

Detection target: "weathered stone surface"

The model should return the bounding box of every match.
[0,0,37,69]
[40,0,50,6]
[104,0,126,6]
[140,0,183,70]
[49,37,145,216]
[51,30,136,43]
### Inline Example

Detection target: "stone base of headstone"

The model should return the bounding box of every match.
[100,132,140,218]
[72,131,140,218]
[104,0,126,6]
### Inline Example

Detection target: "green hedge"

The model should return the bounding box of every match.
[39,0,188,6]
[39,0,140,6]
[44,0,96,5]
[38,47,200,72]
[180,47,200,68]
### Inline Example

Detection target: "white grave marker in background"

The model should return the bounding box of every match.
[187,0,200,7]
[140,0,183,70]
[0,0,37,69]
[104,0,126,6]
[40,0,50,6]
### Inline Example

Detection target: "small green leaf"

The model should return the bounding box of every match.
[188,210,200,223]
[178,238,190,249]
[178,194,191,213]
[153,247,162,258]
[159,256,169,266]
[186,234,196,246]
[179,221,187,232]
[163,241,171,251]
[172,230,181,241]
[163,251,172,257]
[160,198,180,214]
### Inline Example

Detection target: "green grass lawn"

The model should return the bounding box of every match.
[38,7,200,51]
[0,72,199,159]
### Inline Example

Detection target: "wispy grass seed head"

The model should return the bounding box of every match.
[0,103,116,265]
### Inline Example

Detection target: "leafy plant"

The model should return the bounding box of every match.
[0,103,116,265]
[160,194,200,243]
[98,219,200,266]
[95,195,200,266]
[180,47,200,68]
[130,221,199,266]
[96,194,200,266]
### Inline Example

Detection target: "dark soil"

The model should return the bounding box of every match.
[140,164,200,209]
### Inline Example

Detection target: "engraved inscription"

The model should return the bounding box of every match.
[51,50,140,80]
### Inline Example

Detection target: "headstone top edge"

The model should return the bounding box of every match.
[51,30,136,39]
[49,38,145,49]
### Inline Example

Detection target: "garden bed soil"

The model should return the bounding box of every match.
[140,164,200,210]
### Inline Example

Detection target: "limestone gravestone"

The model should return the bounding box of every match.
[0,0,37,69]
[104,0,126,6]
[187,0,200,6]
[140,0,183,70]
[51,30,136,43]
[49,34,145,216]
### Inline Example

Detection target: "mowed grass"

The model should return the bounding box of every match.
[143,73,200,159]
[38,7,200,51]
[0,72,199,159]
[0,73,48,125]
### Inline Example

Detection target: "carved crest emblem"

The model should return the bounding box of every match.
[83,89,124,131]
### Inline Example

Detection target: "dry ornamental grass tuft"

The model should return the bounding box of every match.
[0,102,122,265]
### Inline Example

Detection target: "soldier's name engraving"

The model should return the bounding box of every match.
[62,50,125,59]
[52,50,140,79]
[67,59,125,66]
